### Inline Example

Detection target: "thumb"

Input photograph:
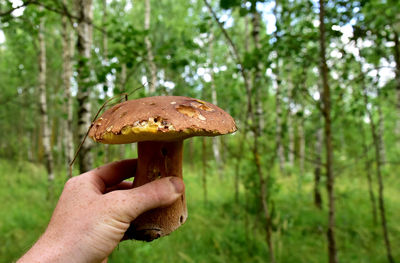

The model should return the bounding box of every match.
[109,177,185,222]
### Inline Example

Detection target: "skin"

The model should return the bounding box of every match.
[18,159,185,263]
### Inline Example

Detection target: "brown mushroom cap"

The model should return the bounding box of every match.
[89,96,237,144]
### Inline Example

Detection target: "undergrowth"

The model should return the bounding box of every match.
[0,159,398,263]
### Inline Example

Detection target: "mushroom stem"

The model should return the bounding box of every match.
[129,140,187,241]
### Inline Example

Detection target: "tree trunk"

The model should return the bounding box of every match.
[209,33,222,176]
[205,2,273,259]
[76,0,94,173]
[62,0,74,177]
[298,115,305,181]
[275,75,285,174]
[244,15,253,111]
[375,70,387,164]
[187,138,194,169]
[234,130,247,205]
[234,151,241,204]
[253,136,275,263]
[363,84,395,263]
[27,131,34,162]
[287,81,295,166]
[251,6,275,263]
[144,0,157,94]
[314,116,323,209]
[201,137,208,205]
[251,9,264,133]
[117,63,127,94]
[101,0,109,93]
[119,63,127,159]
[55,117,63,166]
[377,97,386,164]
[211,134,222,174]
[38,8,55,198]
[361,126,378,225]
[273,0,285,174]
[319,1,338,262]
[102,0,108,59]
[204,0,252,119]
[232,16,253,207]
[102,0,111,163]
[393,32,400,135]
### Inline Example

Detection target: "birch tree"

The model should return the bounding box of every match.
[38,6,55,197]
[102,0,111,163]
[251,5,275,263]
[208,32,222,175]
[144,0,157,94]
[62,0,74,176]
[76,0,94,173]
[362,77,395,263]
[392,31,400,135]
[319,0,337,262]
[204,1,275,261]
[287,81,295,166]
[273,0,286,174]
[314,115,323,209]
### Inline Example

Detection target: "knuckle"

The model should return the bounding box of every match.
[64,176,81,189]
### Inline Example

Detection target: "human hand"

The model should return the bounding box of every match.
[18,159,184,263]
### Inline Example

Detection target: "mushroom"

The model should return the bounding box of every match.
[89,96,237,241]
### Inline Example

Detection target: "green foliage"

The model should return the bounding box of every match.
[1,159,399,262]
[220,0,241,10]
[0,160,63,262]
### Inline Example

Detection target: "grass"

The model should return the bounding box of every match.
[0,158,399,262]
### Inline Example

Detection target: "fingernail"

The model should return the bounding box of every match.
[169,177,184,194]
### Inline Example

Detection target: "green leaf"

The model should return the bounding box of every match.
[220,0,240,10]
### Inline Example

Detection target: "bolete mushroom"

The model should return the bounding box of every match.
[89,96,237,241]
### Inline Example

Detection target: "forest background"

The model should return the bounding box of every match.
[0,0,399,262]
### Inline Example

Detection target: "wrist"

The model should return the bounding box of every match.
[18,231,82,263]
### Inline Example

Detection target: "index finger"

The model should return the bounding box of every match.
[91,159,137,188]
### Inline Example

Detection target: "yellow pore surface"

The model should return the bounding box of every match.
[98,120,216,144]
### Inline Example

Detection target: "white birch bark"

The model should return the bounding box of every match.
[76,0,93,173]
[38,8,55,195]
[102,0,111,163]
[208,33,222,174]
[251,10,265,132]
[145,0,157,94]
[275,75,285,173]
[393,32,400,136]
[273,0,285,173]
[244,16,252,103]
[119,63,127,159]
[62,0,75,175]
[298,114,305,177]
[287,82,294,165]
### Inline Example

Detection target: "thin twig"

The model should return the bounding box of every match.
[68,93,129,178]
[0,0,34,16]
[202,0,252,112]
[1,0,105,33]
[68,84,144,177]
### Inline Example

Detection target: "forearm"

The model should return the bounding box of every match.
[18,232,83,263]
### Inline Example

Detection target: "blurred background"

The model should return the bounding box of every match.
[0,0,399,262]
